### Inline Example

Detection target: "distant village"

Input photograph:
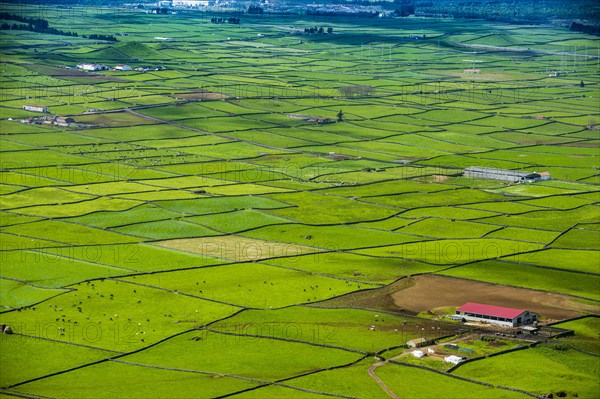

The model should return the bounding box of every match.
[20,106,96,128]
[73,63,167,72]
[19,113,77,128]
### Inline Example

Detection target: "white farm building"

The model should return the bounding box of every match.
[456,303,538,327]
[444,355,466,365]
[23,105,48,113]
[172,0,209,7]
[464,166,550,183]
[77,63,108,71]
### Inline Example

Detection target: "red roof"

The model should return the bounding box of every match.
[458,302,526,319]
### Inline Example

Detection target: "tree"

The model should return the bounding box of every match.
[580,80,585,88]
[394,0,415,17]
[327,27,333,34]
[337,110,343,122]
[248,5,264,15]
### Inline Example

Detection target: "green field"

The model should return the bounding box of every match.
[0,3,599,398]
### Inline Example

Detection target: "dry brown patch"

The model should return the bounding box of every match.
[173,92,229,101]
[154,235,321,262]
[318,274,598,322]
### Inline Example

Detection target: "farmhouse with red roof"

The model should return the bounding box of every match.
[456,302,538,327]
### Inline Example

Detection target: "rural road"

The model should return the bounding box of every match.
[368,359,401,399]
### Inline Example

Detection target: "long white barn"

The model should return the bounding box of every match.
[456,302,538,327]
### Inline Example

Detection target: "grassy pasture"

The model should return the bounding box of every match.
[0,250,130,288]
[121,261,365,308]
[551,228,600,250]
[1,279,240,351]
[377,362,530,399]
[211,306,459,353]
[184,209,290,233]
[123,329,361,381]
[555,317,600,354]
[277,359,391,399]
[266,191,400,224]
[0,278,68,309]
[2,220,142,246]
[500,249,600,274]
[0,334,114,388]
[10,361,259,399]
[241,223,418,250]
[397,218,499,239]
[42,243,225,273]
[353,239,544,265]
[453,346,600,399]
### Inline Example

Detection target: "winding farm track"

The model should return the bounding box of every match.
[367,360,401,399]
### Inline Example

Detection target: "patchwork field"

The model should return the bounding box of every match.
[0,4,599,399]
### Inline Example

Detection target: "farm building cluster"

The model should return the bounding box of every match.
[158,0,209,7]
[20,115,75,127]
[402,303,541,366]
[288,113,335,125]
[76,63,131,71]
[464,166,550,183]
[74,63,167,72]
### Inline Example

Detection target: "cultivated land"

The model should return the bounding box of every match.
[0,4,599,399]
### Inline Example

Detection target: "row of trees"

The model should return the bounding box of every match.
[570,22,600,36]
[393,0,416,17]
[0,12,50,29]
[247,5,264,15]
[88,34,118,42]
[0,12,77,37]
[413,0,599,22]
[211,17,240,25]
[152,7,170,15]
[0,12,117,41]
[307,9,381,18]
[304,26,333,35]
[0,21,80,37]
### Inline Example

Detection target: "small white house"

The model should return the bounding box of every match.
[444,355,466,365]
[407,338,433,348]
[115,64,132,71]
[411,350,426,358]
